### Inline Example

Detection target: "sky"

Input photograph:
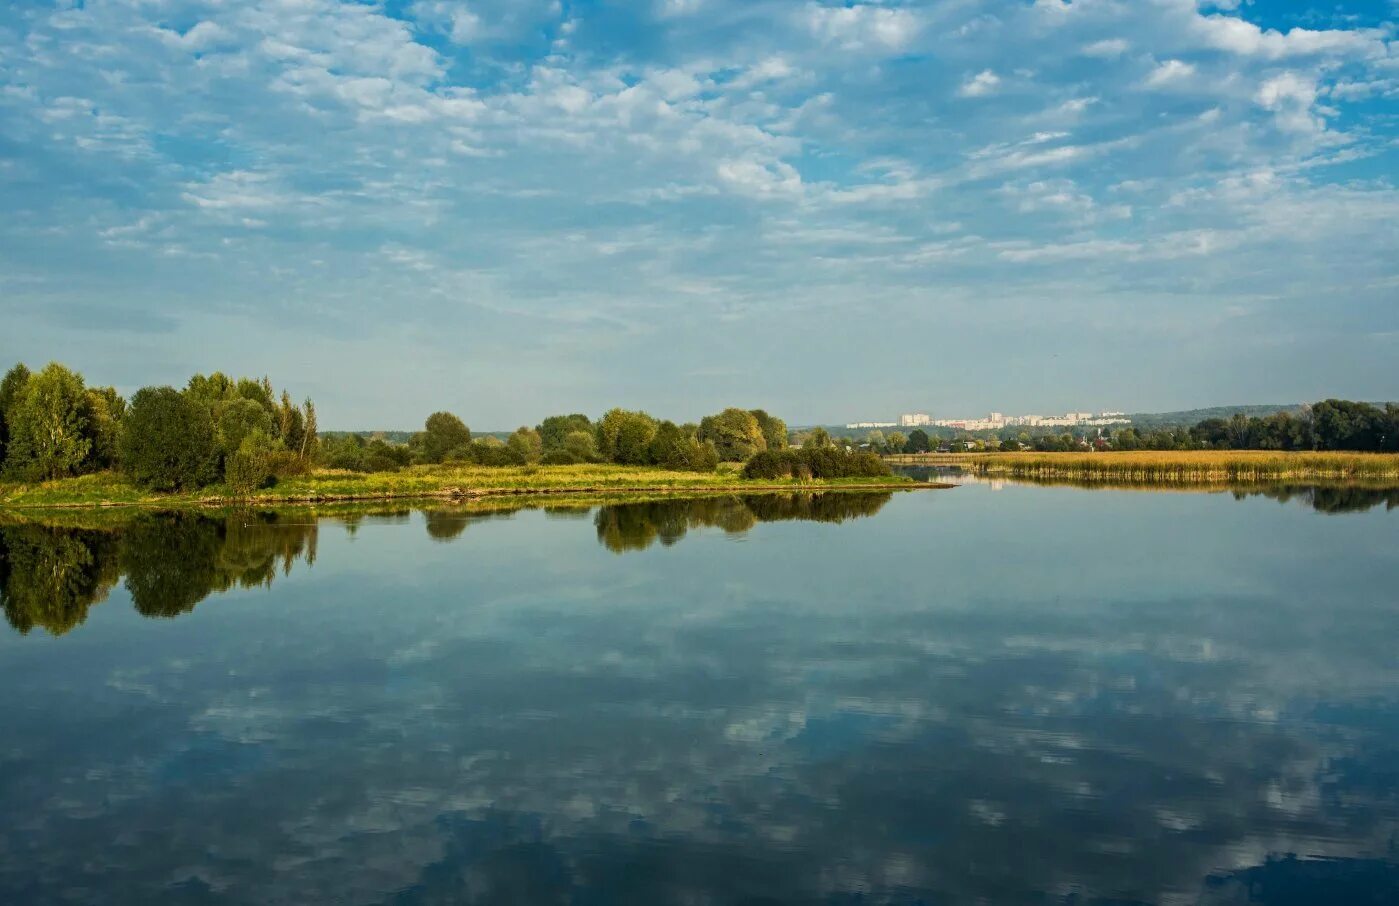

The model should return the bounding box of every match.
[1,0,1396,429]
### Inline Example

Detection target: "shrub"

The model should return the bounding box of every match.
[225,429,281,496]
[540,449,582,465]
[741,448,892,481]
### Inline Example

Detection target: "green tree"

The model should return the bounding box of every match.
[83,387,125,469]
[215,397,277,459]
[120,386,218,490]
[277,390,305,453]
[0,362,33,468]
[648,421,720,472]
[418,411,472,463]
[596,409,659,465]
[886,432,907,455]
[865,429,886,452]
[538,414,594,451]
[905,429,931,453]
[300,399,318,460]
[749,410,788,451]
[563,429,598,461]
[225,428,282,496]
[4,362,93,480]
[803,427,833,450]
[507,426,544,464]
[699,408,767,461]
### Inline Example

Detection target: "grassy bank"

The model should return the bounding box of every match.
[891,450,1399,482]
[0,463,918,510]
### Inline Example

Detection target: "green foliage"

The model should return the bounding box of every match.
[749,410,788,451]
[647,421,720,472]
[3,362,93,481]
[597,408,659,465]
[905,429,931,453]
[418,411,472,463]
[120,387,219,491]
[0,363,33,467]
[216,397,277,458]
[538,414,594,451]
[742,447,892,480]
[803,427,833,450]
[0,524,121,636]
[225,428,283,496]
[83,387,125,469]
[699,408,767,461]
[507,427,544,464]
[563,429,598,462]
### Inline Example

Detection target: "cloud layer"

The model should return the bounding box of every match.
[1,0,1395,425]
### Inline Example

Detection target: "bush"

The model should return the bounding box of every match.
[742,448,892,481]
[120,387,219,490]
[225,429,280,496]
[540,449,582,465]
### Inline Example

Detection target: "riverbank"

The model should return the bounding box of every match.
[0,463,926,510]
[889,450,1399,482]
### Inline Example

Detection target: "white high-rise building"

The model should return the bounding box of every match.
[899,413,932,427]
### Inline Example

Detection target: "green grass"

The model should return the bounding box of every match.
[895,450,1399,482]
[0,463,914,510]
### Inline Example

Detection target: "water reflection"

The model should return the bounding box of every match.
[898,466,1399,514]
[0,493,891,636]
[0,512,318,636]
[0,485,1397,903]
[595,492,891,552]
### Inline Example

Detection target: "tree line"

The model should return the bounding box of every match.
[863,400,1399,454]
[0,361,317,492]
[323,406,808,474]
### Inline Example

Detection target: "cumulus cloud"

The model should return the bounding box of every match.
[0,0,1395,421]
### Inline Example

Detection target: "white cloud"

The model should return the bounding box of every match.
[804,3,920,52]
[959,69,1001,98]
[1144,59,1196,89]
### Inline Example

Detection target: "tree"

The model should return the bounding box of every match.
[120,387,218,490]
[300,399,318,460]
[277,390,305,454]
[886,432,907,455]
[225,428,282,496]
[0,363,32,468]
[596,409,658,465]
[3,362,92,480]
[215,397,277,459]
[563,430,598,461]
[83,387,125,469]
[506,427,544,464]
[905,429,931,453]
[538,414,594,451]
[419,411,472,463]
[648,421,719,472]
[698,408,766,461]
[749,410,788,451]
[803,427,833,450]
[865,430,886,452]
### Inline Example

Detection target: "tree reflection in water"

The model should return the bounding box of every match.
[593,492,893,553]
[0,512,319,635]
[0,493,892,636]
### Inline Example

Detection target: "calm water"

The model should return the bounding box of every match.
[2,485,1398,904]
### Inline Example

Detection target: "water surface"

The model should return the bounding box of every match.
[2,486,1397,904]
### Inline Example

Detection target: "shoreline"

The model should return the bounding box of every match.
[887,450,1399,482]
[0,475,944,512]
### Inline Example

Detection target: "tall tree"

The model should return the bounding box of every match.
[419,411,472,463]
[0,363,33,468]
[749,410,788,451]
[300,399,318,460]
[698,408,766,461]
[4,362,92,480]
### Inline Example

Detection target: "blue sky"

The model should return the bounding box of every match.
[1,0,1396,428]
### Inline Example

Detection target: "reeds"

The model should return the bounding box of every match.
[904,450,1399,482]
